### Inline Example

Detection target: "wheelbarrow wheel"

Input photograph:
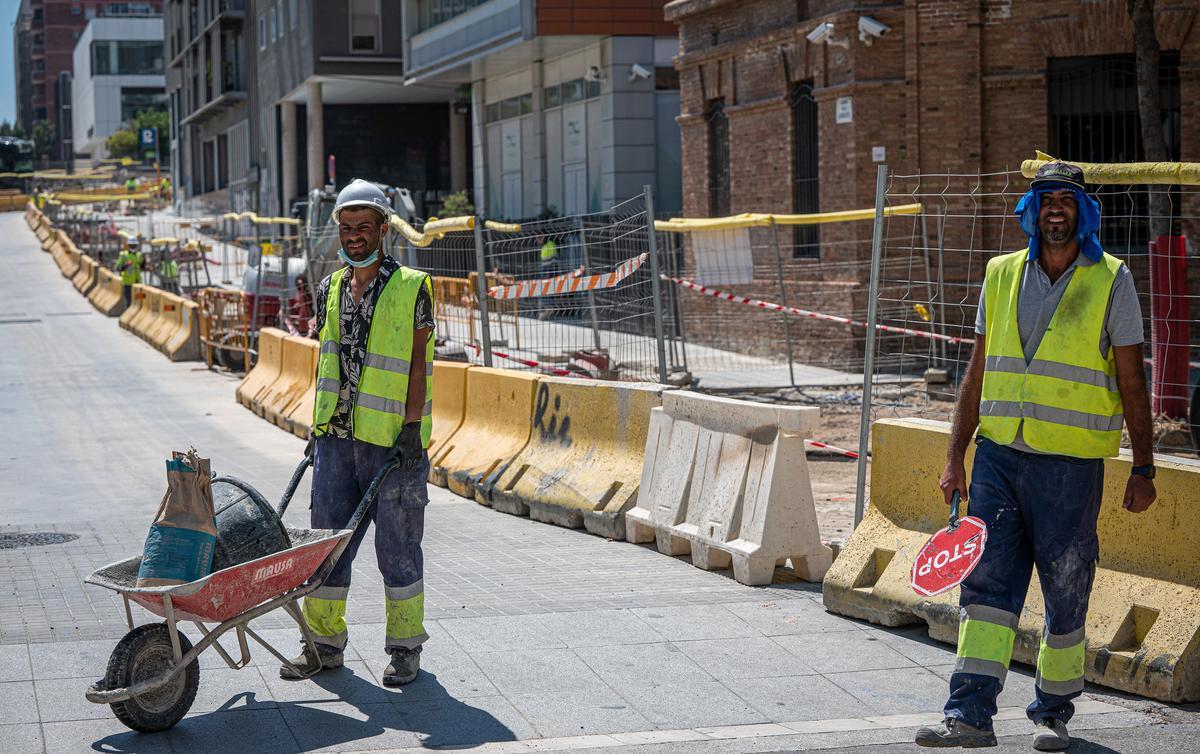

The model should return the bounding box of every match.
[104,623,199,732]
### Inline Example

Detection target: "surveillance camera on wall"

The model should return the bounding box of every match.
[858,16,890,45]
[629,63,652,82]
[806,21,850,49]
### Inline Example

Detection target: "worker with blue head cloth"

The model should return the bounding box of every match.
[915,162,1156,751]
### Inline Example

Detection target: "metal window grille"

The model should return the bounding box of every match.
[791,81,819,259]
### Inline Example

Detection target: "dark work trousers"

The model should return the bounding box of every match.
[304,435,430,653]
[944,436,1103,731]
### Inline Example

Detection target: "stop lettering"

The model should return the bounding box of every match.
[910,516,988,597]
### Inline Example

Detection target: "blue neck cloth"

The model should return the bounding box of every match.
[1013,181,1103,262]
[338,248,380,268]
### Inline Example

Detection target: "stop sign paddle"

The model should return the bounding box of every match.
[911,490,988,597]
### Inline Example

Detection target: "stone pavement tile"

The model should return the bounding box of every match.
[629,604,760,642]
[675,636,817,680]
[44,718,173,753]
[395,694,538,748]
[574,642,714,689]
[438,614,568,653]
[615,680,768,729]
[506,687,655,738]
[720,598,863,637]
[1,681,39,725]
[33,676,112,722]
[827,666,951,716]
[869,625,959,667]
[168,708,300,754]
[533,608,666,648]
[279,701,422,752]
[773,630,917,674]
[0,644,32,682]
[383,648,499,702]
[28,638,119,681]
[468,647,609,696]
[190,665,278,713]
[260,661,395,706]
[722,673,874,722]
[0,722,42,754]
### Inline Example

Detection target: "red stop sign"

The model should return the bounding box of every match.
[911,516,988,597]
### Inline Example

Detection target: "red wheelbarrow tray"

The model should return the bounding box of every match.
[86,526,353,623]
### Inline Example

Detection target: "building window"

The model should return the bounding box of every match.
[655,67,679,90]
[33,33,44,47]
[269,6,277,41]
[707,99,730,217]
[791,82,819,258]
[289,0,298,30]
[71,4,81,14]
[258,15,266,50]
[91,41,164,76]
[486,93,535,122]
[120,87,166,124]
[420,0,486,31]
[349,0,380,53]
[542,78,601,111]
[33,60,45,73]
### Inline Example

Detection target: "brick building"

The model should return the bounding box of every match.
[666,0,1199,367]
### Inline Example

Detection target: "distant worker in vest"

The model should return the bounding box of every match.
[282,179,434,687]
[117,236,144,306]
[125,175,138,194]
[158,247,180,293]
[158,176,172,202]
[915,162,1156,751]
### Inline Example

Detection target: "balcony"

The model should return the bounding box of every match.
[406,0,527,83]
[169,3,246,69]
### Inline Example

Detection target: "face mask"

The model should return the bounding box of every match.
[338,248,379,268]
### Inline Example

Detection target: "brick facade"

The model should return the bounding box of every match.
[666,0,1200,368]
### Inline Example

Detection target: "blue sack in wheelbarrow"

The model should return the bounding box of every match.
[136,449,218,587]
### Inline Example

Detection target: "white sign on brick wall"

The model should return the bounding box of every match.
[836,97,853,124]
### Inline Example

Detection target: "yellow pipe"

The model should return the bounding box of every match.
[653,203,924,232]
[1021,150,1200,186]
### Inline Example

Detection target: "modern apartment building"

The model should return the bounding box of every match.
[13,1,163,161]
[400,0,683,220]
[71,15,165,161]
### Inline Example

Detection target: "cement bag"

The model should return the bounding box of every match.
[136,449,218,587]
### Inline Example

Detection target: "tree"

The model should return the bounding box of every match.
[12,121,26,139]
[441,190,474,217]
[0,121,12,137]
[30,121,54,160]
[107,128,139,159]
[131,109,170,160]
[1127,0,1171,240]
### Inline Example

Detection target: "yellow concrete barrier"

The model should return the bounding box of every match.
[35,221,51,244]
[263,336,317,427]
[823,418,1200,703]
[484,377,667,539]
[118,284,146,329]
[72,256,96,295]
[89,268,126,316]
[130,287,162,341]
[284,357,318,439]
[148,294,182,351]
[165,299,201,361]
[236,328,287,410]
[431,367,539,498]
[429,362,471,462]
[59,234,82,278]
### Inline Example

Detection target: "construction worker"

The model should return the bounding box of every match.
[158,248,180,293]
[281,179,435,687]
[915,162,1156,751]
[125,176,138,194]
[117,236,144,306]
[158,177,172,202]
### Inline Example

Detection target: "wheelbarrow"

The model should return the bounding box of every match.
[83,446,401,732]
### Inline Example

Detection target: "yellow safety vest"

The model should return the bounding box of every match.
[313,266,434,448]
[978,249,1125,459]
[117,250,143,285]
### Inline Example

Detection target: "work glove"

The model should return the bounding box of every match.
[394,422,423,470]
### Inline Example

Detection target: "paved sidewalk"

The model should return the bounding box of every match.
[1,211,1193,752]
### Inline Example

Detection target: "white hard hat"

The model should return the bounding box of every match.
[333,179,391,224]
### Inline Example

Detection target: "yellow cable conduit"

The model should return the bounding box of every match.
[1021,150,1200,185]
[653,203,924,232]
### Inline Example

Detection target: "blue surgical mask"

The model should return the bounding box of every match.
[338,248,379,268]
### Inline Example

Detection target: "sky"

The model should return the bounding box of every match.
[0,0,18,124]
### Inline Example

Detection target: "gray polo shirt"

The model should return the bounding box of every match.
[975,252,1143,454]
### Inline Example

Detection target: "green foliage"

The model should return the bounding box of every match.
[441,190,474,217]
[107,109,171,162]
[30,121,54,159]
[11,121,26,138]
[107,128,139,159]
[0,120,12,137]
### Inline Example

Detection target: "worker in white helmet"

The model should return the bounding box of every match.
[281,179,435,687]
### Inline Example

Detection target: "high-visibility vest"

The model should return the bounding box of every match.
[161,258,179,282]
[117,250,143,285]
[978,249,1125,458]
[313,266,434,448]
[540,239,558,261]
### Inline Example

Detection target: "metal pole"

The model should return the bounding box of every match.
[854,165,889,529]
[473,217,493,367]
[643,185,669,384]
[772,223,797,388]
[920,209,937,364]
[578,215,603,351]
[936,207,947,366]
[249,220,263,338]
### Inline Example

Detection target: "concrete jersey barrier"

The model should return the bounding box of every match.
[264,336,317,428]
[236,328,287,410]
[91,269,127,317]
[165,299,201,362]
[626,391,832,585]
[822,418,1200,703]
[119,285,147,330]
[428,362,471,463]
[431,367,539,498]
[486,376,668,540]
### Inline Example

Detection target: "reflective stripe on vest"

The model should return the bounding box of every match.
[978,249,1124,458]
[312,266,434,448]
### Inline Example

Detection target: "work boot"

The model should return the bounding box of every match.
[279,643,343,680]
[914,717,997,748]
[1032,718,1070,751]
[382,646,421,687]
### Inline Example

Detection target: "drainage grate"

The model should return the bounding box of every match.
[0,532,80,549]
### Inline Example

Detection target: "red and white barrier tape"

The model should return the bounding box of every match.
[664,276,974,345]
[489,253,649,300]
[804,439,860,459]
[447,338,578,377]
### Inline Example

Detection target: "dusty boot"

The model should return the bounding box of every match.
[382,646,421,687]
[1032,719,1070,751]
[914,717,997,748]
[279,643,343,680]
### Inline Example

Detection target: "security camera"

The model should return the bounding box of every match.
[858,16,890,45]
[629,63,652,82]
[806,22,834,44]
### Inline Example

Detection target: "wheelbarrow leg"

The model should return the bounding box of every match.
[190,621,251,669]
[162,594,183,664]
[122,594,134,631]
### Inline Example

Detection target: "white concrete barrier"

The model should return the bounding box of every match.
[625,392,832,585]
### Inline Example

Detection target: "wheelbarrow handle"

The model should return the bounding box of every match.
[275,438,316,518]
[948,489,962,531]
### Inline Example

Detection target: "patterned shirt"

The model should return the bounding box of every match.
[312,257,435,439]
